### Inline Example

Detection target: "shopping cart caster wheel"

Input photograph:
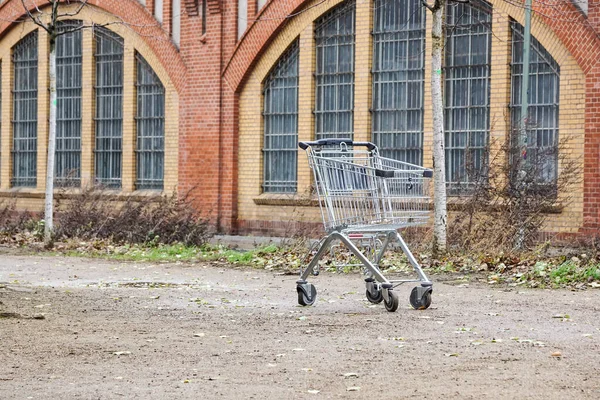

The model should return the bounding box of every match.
[409,287,432,310]
[366,288,383,304]
[297,282,317,306]
[383,290,399,312]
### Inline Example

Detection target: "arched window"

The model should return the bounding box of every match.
[94,27,124,188]
[56,21,83,187]
[136,53,165,190]
[314,0,355,140]
[262,40,299,193]
[444,0,492,194]
[12,31,38,187]
[372,0,425,164]
[510,21,560,188]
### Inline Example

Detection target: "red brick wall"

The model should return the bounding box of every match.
[0,0,185,92]
[589,1,600,31]
[534,0,600,235]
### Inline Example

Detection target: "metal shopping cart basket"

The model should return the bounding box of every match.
[296,139,434,312]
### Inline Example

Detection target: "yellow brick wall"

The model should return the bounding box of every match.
[238,0,586,234]
[0,4,179,210]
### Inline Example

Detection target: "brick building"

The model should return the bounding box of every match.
[0,0,599,239]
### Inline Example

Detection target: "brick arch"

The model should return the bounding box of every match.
[531,0,600,232]
[0,0,185,93]
[223,0,312,92]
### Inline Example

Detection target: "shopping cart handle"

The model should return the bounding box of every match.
[375,169,434,178]
[298,139,376,151]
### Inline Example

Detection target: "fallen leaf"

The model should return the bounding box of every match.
[551,351,562,357]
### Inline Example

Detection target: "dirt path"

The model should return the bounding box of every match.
[1,252,600,399]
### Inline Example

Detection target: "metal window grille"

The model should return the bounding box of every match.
[510,21,560,187]
[12,31,38,188]
[94,27,123,189]
[136,53,165,190]
[55,21,83,187]
[262,40,299,193]
[372,0,425,164]
[444,0,492,195]
[314,0,355,140]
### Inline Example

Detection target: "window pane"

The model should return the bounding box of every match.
[55,21,83,187]
[12,31,38,188]
[94,27,123,189]
[510,21,560,189]
[315,1,355,140]
[136,53,165,190]
[372,0,425,164]
[263,41,299,193]
[444,0,492,194]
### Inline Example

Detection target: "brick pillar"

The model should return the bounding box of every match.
[163,0,172,37]
[297,24,314,194]
[489,8,512,188]
[81,28,94,188]
[147,0,155,16]
[122,41,136,192]
[588,1,600,31]
[422,9,433,170]
[37,29,49,192]
[0,45,10,189]
[248,0,257,21]
[352,0,372,143]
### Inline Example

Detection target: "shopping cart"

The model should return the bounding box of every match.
[296,139,434,312]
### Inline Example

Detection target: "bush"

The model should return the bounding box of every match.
[447,132,580,253]
[54,187,213,246]
[0,198,37,238]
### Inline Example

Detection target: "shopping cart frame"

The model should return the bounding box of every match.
[296,139,434,312]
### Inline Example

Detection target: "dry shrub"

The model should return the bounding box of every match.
[447,133,580,253]
[0,198,37,238]
[54,187,213,246]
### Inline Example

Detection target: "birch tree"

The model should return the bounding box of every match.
[16,0,117,244]
[422,0,448,256]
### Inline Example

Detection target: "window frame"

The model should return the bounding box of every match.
[371,0,426,165]
[443,0,493,195]
[510,20,560,191]
[11,30,38,188]
[55,20,83,187]
[314,0,356,141]
[262,40,300,194]
[135,52,166,191]
[94,26,124,189]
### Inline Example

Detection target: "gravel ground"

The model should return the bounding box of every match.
[1,251,600,399]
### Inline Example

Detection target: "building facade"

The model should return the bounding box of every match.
[0,0,599,239]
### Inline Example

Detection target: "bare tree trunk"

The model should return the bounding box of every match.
[430,0,447,256]
[45,37,57,244]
